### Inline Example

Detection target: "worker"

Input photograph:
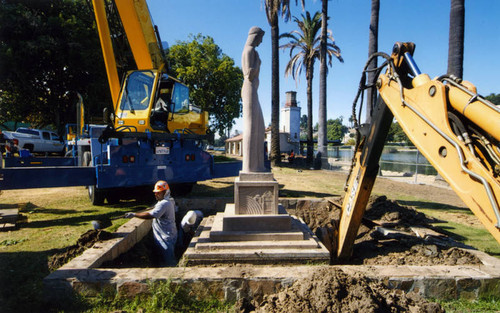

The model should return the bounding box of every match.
[125,180,178,266]
[288,149,295,163]
[176,210,204,256]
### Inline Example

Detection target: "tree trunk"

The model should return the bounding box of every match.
[270,21,281,166]
[306,65,314,165]
[365,0,379,124]
[447,0,464,79]
[317,0,328,164]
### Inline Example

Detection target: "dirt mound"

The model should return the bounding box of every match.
[48,229,113,271]
[239,268,444,313]
[364,195,436,227]
[291,195,482,266]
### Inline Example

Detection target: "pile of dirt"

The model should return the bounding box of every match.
[48,229,113,271]
[238,268,444,313]
[292,195,482,266]
[350,196,481,266]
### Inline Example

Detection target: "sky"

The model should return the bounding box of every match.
[147,0,500,135]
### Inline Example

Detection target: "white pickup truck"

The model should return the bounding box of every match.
[3,128,65,154]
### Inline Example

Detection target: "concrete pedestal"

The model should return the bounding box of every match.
[235,172,279,215]
[181,171,329,265]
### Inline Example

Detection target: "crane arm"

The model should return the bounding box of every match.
[92,0,165,107]
[337,42,500,259]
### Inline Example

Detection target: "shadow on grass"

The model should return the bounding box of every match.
[18,200,150,229]
[279,188,338,198]
[0,250,91,313]
[434,225,469,242]
[397,200,470,214]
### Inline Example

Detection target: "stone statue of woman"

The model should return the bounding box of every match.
[242,26,266,173]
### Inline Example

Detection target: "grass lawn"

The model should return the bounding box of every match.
[0,167,499,312]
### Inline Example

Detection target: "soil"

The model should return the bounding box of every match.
[48,229,113,271]
[290,195,481,266]
[238,267,444,313]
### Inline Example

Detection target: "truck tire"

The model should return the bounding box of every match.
[88,185,105,206]
[83,151,105,205]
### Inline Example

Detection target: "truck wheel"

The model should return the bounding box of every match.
[88,185,105,205]
[82,151,105,204]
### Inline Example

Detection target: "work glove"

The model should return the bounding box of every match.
[124,212,136,218]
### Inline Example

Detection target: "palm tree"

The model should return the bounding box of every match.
[281,11,343,164]
[447,0,464,78]
[317,0,328,164]
[265,0,304,166]
[365,0,380,124]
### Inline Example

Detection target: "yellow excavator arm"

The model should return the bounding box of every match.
[338,42,500,259]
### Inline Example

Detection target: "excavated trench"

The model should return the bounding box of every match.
[44,197,500,311]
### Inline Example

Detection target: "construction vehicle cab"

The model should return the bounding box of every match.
[115,70,207,135]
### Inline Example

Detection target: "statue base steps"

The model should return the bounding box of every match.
[182,204,330,265]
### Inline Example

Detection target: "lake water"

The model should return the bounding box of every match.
[327,146,438,176]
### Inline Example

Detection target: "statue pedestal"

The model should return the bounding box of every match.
[182,172,330,265]
[235,172,279,215]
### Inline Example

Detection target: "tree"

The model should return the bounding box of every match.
[365,0,380,123]
[447,0,465,78]
[280,11,342,164]
[326,117,347,141]
[485,93,500,106]
[387,121,409,144]
[0,0,110,133]
[264,0,304,166]
[317,0,328,160]
[167,34,243,137]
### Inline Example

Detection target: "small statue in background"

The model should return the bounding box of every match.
[241,26,266,173]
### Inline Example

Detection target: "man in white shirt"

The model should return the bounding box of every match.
[125,180,177,266]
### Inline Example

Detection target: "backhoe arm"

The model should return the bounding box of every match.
[338,42,500,259]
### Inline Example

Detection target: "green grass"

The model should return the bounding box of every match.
[438,297,500,312]
[80,280,235,313]
[0,187,148,313]
[425,217,500,256]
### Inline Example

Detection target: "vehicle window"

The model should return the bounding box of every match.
[42,132,50,140]
[51,133,61,141]
[171,82,190,113]
[17,129,39,136]
[119,71,155,112]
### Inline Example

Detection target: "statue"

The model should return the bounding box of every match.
[242,26,266,173]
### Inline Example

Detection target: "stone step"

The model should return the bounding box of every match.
[0,209,18,224]
[184,248,330,264]
[195,238,320,250]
